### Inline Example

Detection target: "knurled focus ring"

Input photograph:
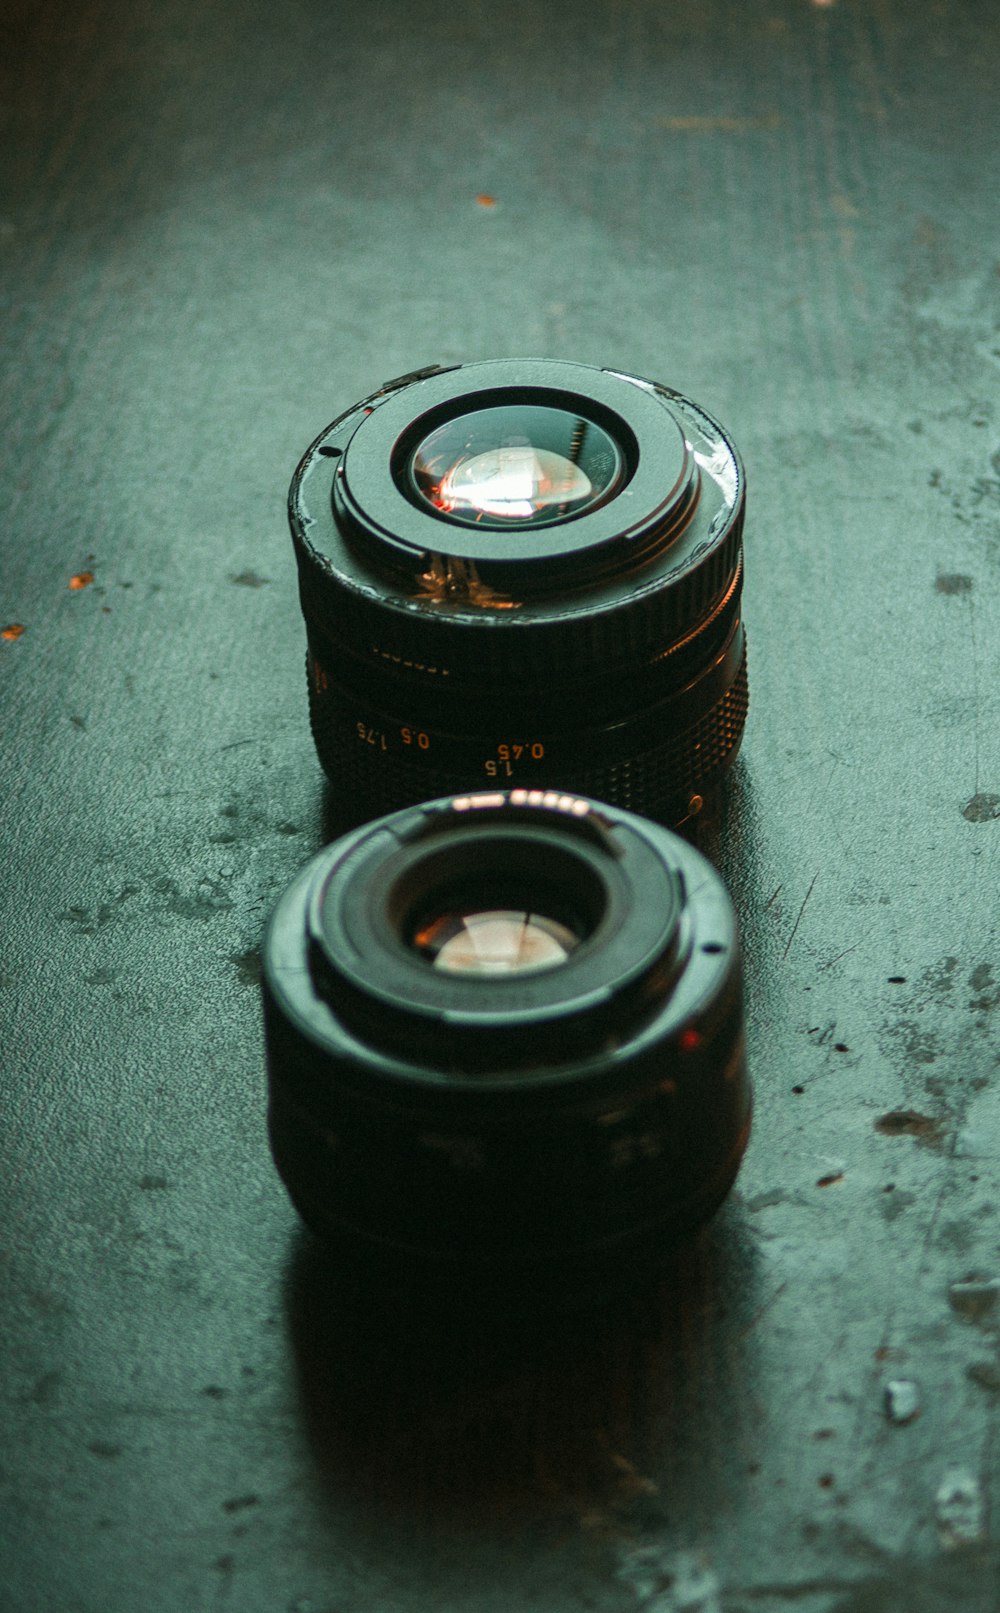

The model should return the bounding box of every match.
[306,638,748,830]
[292,503,744,682]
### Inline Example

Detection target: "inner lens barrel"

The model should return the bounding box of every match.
[288,359,748,832]
[261,789,751,1296]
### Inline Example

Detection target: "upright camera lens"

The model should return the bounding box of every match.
[262,790,751,1296]
[289,360,748,832]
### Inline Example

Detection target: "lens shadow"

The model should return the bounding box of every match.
[282,1202,764,1531]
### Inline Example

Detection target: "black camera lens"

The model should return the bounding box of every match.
[289,359,748,833]
[262,789,751,1296]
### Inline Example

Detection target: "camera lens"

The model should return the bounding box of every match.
[262,789,751,1295]
[289,360,748,832]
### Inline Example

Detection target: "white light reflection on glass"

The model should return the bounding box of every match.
[434,445,594,522]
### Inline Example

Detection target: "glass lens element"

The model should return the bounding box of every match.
[410,404,624,529]
[413,908,581,975]
[437,444,591,523]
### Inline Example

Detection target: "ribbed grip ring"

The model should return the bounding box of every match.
[292,504,745,682]
[307,640,748,833]
[289,364,745,681]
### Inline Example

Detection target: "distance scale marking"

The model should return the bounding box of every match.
[314,642,548,776]
[309,631,748,798]
[347,706,550,780]
[353,720,435,752]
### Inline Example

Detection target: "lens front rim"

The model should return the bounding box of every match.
[263,793,740,1100]
[334,362,693,575]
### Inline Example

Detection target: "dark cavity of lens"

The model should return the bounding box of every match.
[409,404,625,529]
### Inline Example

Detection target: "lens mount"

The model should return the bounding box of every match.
[345,368,689,582]
[303,792,685,1068]
[293,359,741,673]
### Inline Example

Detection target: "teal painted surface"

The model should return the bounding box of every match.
[1,1,999,1608]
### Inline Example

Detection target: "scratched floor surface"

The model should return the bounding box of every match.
[2,1,999,1609]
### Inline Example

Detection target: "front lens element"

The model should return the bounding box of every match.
[409,404,625,528]
[413,908,580,975]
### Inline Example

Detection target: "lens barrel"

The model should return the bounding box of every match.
[289,360,748,832]
[262,790,751,1295]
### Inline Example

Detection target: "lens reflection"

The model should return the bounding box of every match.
[413,908,580,975]
[436,444,593,523]
[409,404,624,529]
